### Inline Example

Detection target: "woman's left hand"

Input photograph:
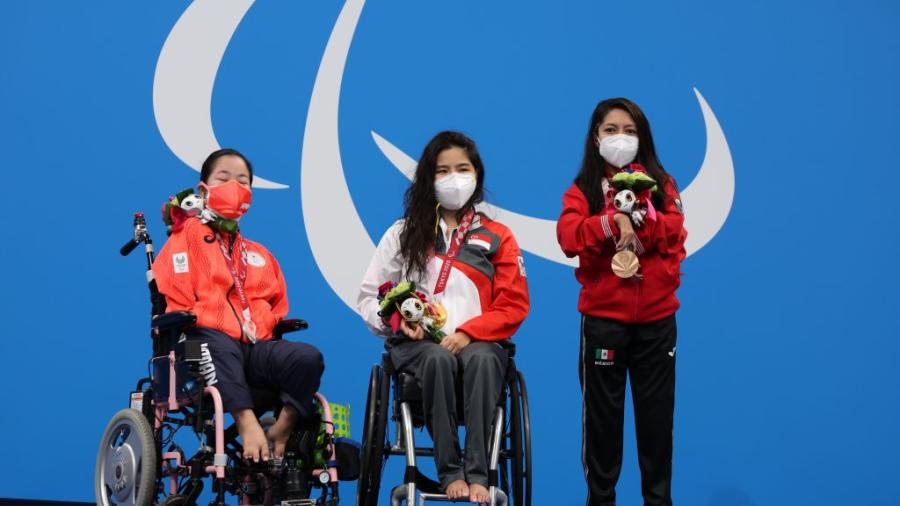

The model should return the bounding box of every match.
[440,331,472,355]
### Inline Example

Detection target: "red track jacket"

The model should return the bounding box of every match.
[557,176,687,323]
[153,217,288,341]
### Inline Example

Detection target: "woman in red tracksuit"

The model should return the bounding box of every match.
[358,131,529,503]
[557,98,687,506]
[153,148,324,465]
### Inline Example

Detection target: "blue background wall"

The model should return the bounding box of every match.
[1,1,898,504]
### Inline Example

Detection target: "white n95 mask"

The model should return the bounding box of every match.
[598,134,639,168]
[434,172,477,211]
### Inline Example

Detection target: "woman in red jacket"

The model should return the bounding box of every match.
[154,149,324,465]
[358,131,529,503]
[557,98,687,506]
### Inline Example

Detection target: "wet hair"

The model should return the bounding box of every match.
[399,131,485,279]
[200,148,254,185]
[574,97,671,213]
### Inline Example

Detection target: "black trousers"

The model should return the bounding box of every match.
[580,314,677,506]
[186,327,324,419]
[389,339,507,489]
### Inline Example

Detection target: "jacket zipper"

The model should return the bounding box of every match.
[224,234,245,341]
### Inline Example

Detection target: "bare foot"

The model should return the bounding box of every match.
[266,405,298,458]
[445,479,469,500]
[469,483,489,504]
[234,410,270,462]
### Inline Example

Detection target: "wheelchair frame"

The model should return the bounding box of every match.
[356,342,531,506]
[96,212,349,506]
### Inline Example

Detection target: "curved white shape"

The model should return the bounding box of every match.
[681,88,735,255]
[153,0,287,189]
[301,0,373,309]
[372,132,578,266]
[373,88,735,261]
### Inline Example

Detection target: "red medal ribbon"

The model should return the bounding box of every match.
[433,208,475,296]
[216,233,257,342]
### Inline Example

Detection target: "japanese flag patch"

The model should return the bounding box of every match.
[246,251,266,267]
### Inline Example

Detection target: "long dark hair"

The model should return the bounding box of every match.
[399,131,485,279]
[574,98,670,213]
[200,148,254,185]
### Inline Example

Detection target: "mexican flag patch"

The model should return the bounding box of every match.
[596,348,615,361]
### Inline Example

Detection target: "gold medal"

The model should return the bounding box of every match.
[611,250,640,278]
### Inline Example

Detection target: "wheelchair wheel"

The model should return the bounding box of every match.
[507,371,532,506]
[518,371,532,506]
[357,363,389,506]
[96,408,158,506]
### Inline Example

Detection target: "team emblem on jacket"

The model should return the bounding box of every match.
[173,252,189,273]
[467,233,492,251]
[246,251,266,267]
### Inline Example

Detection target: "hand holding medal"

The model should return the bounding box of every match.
[611,212,642,279]
[607,164,660,280]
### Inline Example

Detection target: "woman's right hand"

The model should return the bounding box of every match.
[399,319,425,340]
[613,213,638,251]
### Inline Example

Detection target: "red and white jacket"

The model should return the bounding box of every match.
[358,213,530,341]
[557,176,687,323]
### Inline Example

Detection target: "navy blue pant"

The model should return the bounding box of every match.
[186,327,324,419]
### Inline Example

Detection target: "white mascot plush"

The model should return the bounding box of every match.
[399,297,425,323]
[613,189,647,227]
[179,194,205,216]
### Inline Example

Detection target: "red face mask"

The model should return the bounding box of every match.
[200,180,252,220]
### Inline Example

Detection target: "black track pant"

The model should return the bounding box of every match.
[186,327,324,419]
[580,314,677,506]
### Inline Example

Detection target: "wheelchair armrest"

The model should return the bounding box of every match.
[273,319,308,339]
[497,339,516,358]
[152,311,197,333]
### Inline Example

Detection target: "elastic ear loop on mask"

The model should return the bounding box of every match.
[433,203,442,238]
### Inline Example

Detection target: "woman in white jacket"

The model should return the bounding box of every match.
[358,131,530,503]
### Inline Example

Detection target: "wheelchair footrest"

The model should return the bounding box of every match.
[281,500,318,506]
[402,490,509,505]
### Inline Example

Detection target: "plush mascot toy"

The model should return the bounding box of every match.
[608,163,659,227]
[376,281,447,343]
[161,188,239,235]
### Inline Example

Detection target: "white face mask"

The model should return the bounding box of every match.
[434,172,477,211]
[598,133,639,168]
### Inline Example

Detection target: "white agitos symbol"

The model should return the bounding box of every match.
[154,0,735,310]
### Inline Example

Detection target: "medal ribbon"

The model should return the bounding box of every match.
[216,233,257,343]
[433,208,475,296]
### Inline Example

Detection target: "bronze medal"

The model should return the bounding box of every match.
[611,250,640,278]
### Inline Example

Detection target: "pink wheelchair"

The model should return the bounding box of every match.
[95,213,359,506]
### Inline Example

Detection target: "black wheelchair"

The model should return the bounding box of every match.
[356,341,531,506]
[95,213,358,506]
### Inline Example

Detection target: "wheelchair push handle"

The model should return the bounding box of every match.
[120,212,155,266]
[120,237,141,256]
